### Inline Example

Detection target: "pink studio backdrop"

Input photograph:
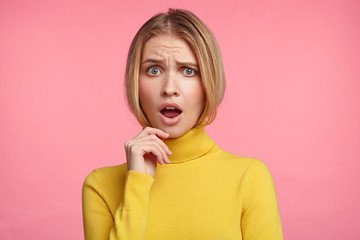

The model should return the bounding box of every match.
[1,0,359,239]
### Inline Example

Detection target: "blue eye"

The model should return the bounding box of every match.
[147,67,160,76]
[183,68,195,76]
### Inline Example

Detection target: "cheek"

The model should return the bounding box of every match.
[184,82,205,113]
[139,82,154,112]
[192,82,205,103]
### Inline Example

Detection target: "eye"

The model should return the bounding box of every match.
[147,67,161,76]
[183,68,196,76]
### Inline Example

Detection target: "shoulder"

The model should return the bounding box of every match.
[212,147,271,174]
[82,164,130,218]
[227,155,278,201]
[206,146,274,186]
[83,163,128,189]
[82,163,129,208]
[229,152,273,180]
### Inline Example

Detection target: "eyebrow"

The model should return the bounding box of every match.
[141,58,199,69]
[141,59,162,65]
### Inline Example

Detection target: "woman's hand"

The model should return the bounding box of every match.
[124,127,172,178]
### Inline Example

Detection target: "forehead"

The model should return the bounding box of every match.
[142,35,197,62]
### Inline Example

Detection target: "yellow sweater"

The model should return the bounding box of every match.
[82,127,283,239]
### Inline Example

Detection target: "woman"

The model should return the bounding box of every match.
[82,9,283,240]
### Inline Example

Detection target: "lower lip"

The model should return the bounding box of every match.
[159,112,182,125]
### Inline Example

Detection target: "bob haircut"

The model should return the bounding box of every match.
[125,9,226,127]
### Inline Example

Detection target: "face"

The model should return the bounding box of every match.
[139,35,205,138]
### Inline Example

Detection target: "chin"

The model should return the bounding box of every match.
[160,125,191,139]
[168,131,184,139]
[161,128,183,138]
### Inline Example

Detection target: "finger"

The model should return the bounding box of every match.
[138,134,172,156]
[141,145,166,165]
[140,139,170,164]
[129,130,171,164]
[139,126,170,139]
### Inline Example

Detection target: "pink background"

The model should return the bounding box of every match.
[1,0,359,239]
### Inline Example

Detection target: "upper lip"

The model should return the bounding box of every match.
[158,102,182,112]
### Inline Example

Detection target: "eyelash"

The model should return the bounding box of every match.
[182,68,196,76]
[145,66,198,77]
[146,67,161,76]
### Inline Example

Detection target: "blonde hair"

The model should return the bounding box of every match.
[125,9,225,127]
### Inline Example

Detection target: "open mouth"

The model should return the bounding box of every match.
[160,106,182,118]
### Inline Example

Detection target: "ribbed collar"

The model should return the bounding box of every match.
[164,127,215,164]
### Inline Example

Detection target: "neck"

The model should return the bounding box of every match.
[164,127,215,164]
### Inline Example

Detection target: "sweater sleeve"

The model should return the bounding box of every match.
[82,170,154,240]
[241,160,283,240]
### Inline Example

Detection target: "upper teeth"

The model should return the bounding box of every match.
[165,106,176,110]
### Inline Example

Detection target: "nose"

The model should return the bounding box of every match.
[161,72,178,96]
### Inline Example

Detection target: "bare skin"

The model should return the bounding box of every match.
[124,127,172,178]
[125,35,204,177]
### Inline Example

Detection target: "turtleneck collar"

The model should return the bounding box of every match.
[164,127,215,164]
